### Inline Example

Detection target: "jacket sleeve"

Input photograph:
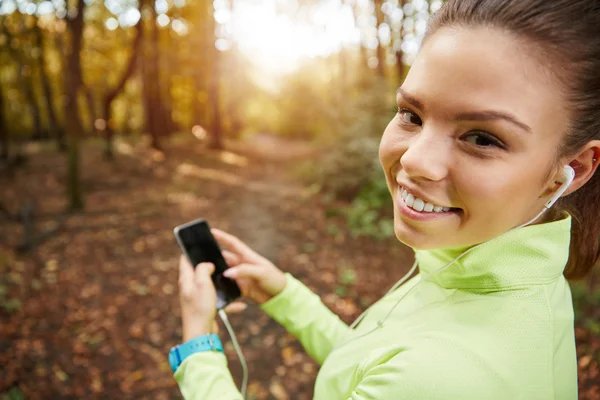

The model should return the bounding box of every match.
[260,273,351,365]
[174,351,243,400]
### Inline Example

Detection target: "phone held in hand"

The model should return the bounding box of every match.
[173,218,241,309]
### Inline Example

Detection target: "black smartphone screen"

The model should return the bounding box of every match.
[174,219,241,309]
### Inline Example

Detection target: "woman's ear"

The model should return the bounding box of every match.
[564,140,600,196]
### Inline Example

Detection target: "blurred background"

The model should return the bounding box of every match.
[0,0,598,398]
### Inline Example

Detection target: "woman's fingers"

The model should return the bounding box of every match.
[222,249,240,267]
[179,255,195,296]
[222,263,263,280]
[223,301,248,314]
[212,229,262,263]
[194,262,215,288]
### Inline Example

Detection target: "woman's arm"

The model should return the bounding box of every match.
[174,352,243,400]
[260,273,351,364]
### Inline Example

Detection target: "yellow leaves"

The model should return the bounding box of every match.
[91,376,104,393]
[162,283,175,295]
[128,280,149,296]
[281,345,304,367]
[281,346,295,365]
[53,365,69,382]
[579,354,592,368]
[133,239,145,253]
[269,378,289,400]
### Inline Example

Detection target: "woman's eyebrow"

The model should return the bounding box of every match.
[397,87,532,134]
[456,111,532,133]
[396,87,425,111]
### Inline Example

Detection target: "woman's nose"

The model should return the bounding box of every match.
[400,131,450,182]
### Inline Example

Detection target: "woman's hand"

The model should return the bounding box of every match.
[212,229,287,305]
[178,256,248,342]
[178,256,218,342]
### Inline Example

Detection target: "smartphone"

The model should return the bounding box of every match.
[173,218,241,309]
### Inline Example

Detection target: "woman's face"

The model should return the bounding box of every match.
[379,27,570,250]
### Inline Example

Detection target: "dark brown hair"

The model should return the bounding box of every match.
[426,0,600,280]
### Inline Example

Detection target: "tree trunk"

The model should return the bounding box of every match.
[6,36,43,138]
[64,0,86,210]
[33,17,59,140]
[395,50,405,82]
[395,0,407,83]
[208,60,222,149]
[52,34,67,152]
[190,1,209,130]
[207,0,222,149]
[83,86,96,135]
[141,0,165,150]
[373,0,386,77]
[102,16,143,159]
[0,85,8,161]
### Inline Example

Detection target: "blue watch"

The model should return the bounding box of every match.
[168,334,223,373]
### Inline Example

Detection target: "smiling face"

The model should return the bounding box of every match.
[379,26,571,250]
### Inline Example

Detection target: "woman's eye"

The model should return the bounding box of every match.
[398,108,422,125]
[463,132,504,148]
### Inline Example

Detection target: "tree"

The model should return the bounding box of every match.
[373,0,386,77]
[2,14,44,138]
[395,0,407,83]
[140,0,168,151]
[63,0,86,210]
[206,0,222,149]
[0,82,7,161]
[101,13,143,159]
[33,14,60,141]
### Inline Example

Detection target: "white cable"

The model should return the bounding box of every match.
[218,309,248,399]
[349,259,419,329]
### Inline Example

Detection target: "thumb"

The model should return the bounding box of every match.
[195,262,215,284]
[222,263,263,280]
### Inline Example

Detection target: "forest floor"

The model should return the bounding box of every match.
[0,134,598,399]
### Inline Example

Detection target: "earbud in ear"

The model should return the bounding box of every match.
[544,165,575,209]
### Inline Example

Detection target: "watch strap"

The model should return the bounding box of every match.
[169,334,223,372]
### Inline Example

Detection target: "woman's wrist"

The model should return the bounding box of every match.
[182,320,214,343]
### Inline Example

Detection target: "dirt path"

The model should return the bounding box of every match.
[0,136,413,399]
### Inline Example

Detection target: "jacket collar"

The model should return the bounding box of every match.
[413,213,571,290]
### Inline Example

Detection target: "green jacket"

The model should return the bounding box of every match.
[175,214,577,399]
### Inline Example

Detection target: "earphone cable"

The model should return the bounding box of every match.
[218,309,248,399]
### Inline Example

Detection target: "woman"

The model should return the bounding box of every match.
[173,0,600,398]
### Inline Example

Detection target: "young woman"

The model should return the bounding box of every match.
[172,0,600,398]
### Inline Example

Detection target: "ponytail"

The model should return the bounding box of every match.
[559,170,600,280]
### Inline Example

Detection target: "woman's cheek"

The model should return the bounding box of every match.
[379,127,407,168]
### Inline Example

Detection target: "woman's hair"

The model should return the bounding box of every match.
[426,0,600,280]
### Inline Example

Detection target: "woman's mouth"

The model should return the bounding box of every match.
[396,186,460,221]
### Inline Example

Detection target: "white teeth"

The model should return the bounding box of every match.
[413,198,425,212]
[400,186,451,213]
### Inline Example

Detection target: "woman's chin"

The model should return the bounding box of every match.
[393,215,450,250]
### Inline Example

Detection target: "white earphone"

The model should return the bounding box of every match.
[544,165,575,209]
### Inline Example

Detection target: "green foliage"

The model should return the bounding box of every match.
[346,177,395,240]
[289,72,398,240]
[571,281,600,322]
[1,387,25,400]
[336,261,357,296]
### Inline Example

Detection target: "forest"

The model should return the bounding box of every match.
[1,0,598,398]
